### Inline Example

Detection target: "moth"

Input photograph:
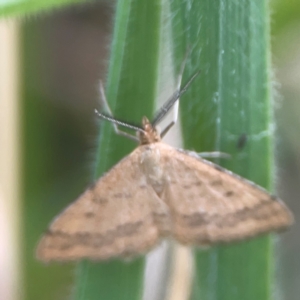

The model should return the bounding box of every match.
[36,72,293,262]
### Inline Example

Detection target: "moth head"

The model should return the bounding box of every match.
[138,117,161,145]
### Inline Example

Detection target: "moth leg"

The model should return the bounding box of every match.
[160,120,175,138]
[160,99,179,138]
[97,81,139,142]
[198,152,231,159]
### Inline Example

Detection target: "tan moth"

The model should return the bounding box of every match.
[36,72,293,262]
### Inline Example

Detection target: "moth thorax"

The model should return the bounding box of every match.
[138,117,161,145]
[140,145,165,196]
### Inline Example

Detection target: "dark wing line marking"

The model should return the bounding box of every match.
[45,221,143,250]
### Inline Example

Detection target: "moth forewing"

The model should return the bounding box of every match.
[157,144,293,245]
[36,148,162,262]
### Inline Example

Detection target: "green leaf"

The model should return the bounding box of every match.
[170,0,274,299]
[0,0,92,18]
[74,0,163,299]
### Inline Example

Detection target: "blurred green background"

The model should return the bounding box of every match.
[0,0,299,299]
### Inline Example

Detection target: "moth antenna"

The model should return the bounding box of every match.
[96,82,143,142]
[151,70,200,126]
[95,109,145,134]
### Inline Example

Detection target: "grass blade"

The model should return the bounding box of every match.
[0,0,92,18]
[170,1,274,299]
[75,1,163,299]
